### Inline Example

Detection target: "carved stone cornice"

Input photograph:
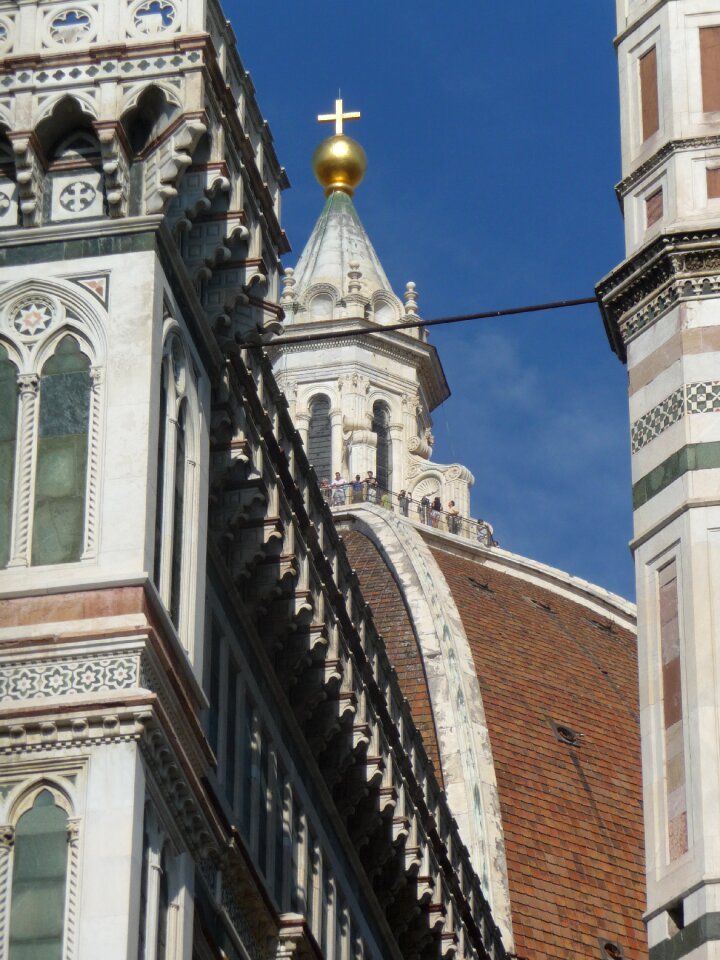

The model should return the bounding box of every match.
[596,229,720,362]
[615,135,720,201]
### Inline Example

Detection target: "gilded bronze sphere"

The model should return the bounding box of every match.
[312,134,368,196]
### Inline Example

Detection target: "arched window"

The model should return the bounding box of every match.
[9,789,69,959]
[153,334,195,635]
[32,336,92,566]
[136,808,178,960]
[0,343,18,568]
[371,401,392,491]
[307,395,331,483]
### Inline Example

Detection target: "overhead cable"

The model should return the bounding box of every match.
[236,295,599,349]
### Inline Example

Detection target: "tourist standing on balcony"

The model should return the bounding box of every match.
[431,497,442,527]
[476,518,494,546]
[331,471,347,505]
[366,471,378,503]
[320,478,331,503]
[398,490,410,516]
[419,496,431,524]
[447,500,461,534]
[351,474,364,503]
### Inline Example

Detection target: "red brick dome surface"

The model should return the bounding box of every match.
[344,530,646,960]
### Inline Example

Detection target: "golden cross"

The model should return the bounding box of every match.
[317,98,361,136]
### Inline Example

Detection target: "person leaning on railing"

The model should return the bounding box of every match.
[447,500,460,534]
[331,471,346,505]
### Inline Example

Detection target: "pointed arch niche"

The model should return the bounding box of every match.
[31,336,92,565]
[307,394,332,483]
[371,400,392,491]
[153,327,200,645]
[0,279,106,570]
[0,780,81,960]
[37,97,105,223]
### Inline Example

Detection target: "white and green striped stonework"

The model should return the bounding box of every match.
[599,2,720,958]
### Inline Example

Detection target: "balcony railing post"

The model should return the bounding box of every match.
[326,480,495,547]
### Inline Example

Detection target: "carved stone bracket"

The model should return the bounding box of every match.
[9,133,44,228]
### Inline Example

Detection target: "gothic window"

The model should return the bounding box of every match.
[371,401,392,491]
[8,789,70,960]
[153,333,197,636]
[137,808,178,960]
[0,343,18,568]
[307,394,332,482]
[0,290,103,570]
[32,336,92,566]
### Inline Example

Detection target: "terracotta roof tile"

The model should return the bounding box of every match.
[429,546,646,960]
[343,529,646,960]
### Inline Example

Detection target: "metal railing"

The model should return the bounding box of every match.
[321,479,496,547]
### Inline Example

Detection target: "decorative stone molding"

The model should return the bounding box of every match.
[81,365,103,559]
[7,374,39,567]
[597,230,720,360]
[0,710,146,755]
[632,388,685,453]
[95,123,130,218]
[9,134,44,228]
[615,135,720,200]
[0,824,13,955]
[144,115,209,214]
[631,381,720,452]
[0,653,140,703]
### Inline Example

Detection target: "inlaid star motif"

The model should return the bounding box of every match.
[12,300,54,336]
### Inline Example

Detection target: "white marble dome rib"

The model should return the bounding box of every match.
[290,190,396,306]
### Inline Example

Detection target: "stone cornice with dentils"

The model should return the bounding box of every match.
[596,229,720,362]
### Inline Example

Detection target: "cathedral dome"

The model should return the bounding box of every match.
[341,511,646,960]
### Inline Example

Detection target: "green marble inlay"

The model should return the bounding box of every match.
[32,337,90,566]
[0,345,17,568]
[633,441,720,508]
[9,790,68,960]
[649,913,720,960]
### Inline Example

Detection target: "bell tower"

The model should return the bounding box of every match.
[598,1,720,955]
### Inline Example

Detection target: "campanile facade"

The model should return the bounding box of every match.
[598,2,720,956]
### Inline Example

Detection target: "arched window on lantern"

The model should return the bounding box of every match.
[0,342,19,568]
[153,332,197,637]
[32,335,92,566]
[371,400,392,491]
[307,394,332,483]
[8,788,72,960]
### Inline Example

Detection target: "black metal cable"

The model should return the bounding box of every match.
[236,295,599,348]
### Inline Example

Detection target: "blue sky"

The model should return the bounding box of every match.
[228,2,636,600]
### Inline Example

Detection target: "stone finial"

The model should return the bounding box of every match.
[347,259,362,294]
[404,281,418,316]
[280,267,296,304]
